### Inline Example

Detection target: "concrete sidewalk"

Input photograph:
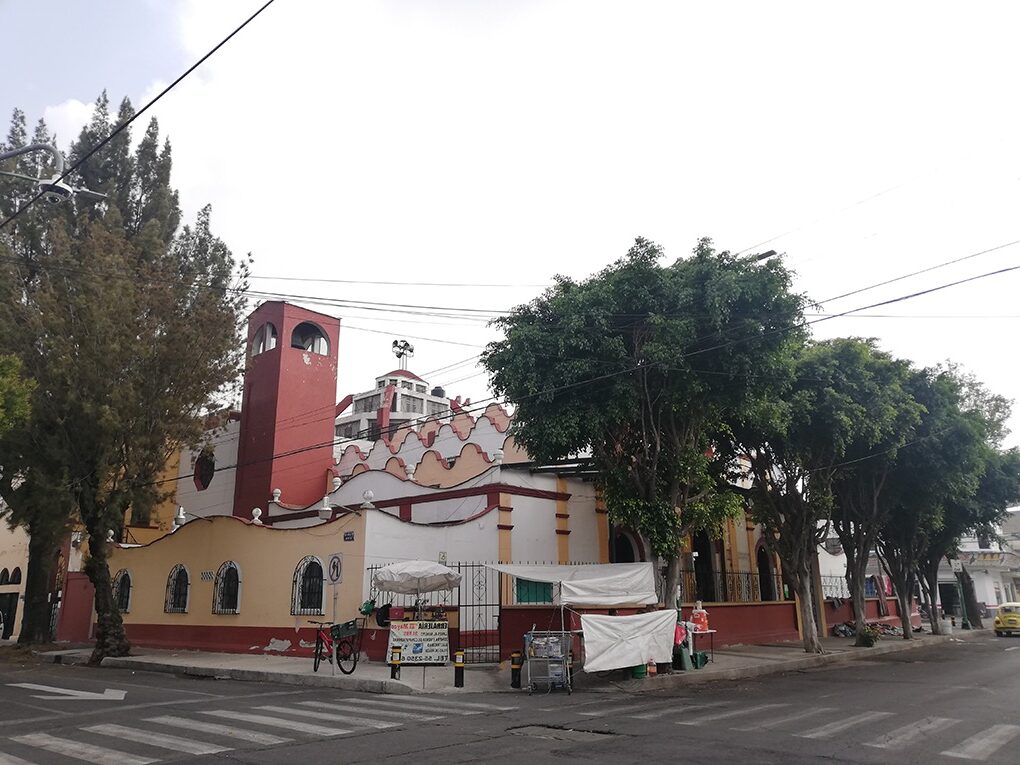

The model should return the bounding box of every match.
[37,628,982,696]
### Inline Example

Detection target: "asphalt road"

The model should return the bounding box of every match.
[0,635,1017,764]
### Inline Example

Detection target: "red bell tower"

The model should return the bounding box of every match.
[233,302,341,517]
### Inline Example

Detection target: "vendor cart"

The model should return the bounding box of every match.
[524,630,573,694]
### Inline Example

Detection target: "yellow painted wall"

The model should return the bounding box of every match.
[109,512,368,630]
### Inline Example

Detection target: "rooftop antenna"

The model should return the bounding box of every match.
[392,339,414,371]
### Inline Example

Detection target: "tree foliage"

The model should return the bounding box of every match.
[0,94,247,659]
[482,237,805,606]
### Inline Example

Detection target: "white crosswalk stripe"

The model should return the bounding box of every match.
[677,703,788,726]
[796,711,895,739]
[261,704,401,729]
[942,724,1020,760]
[201,710,349,737]
[295,705,438,722]
[84,724,232,755]
[580,702,665,717]
[385,696,516,711]
[0,752,36,765]
[632,701,729,721]
[146,715,292,745]
[733,706,837,731]
[337,697,486,715]
[864,716,959,750]
[9,733,157,765]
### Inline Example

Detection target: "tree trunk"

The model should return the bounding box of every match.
[848,556,869,646]
[896,588,913,638]
[664,555,680,611]
[83,534,130,664]
[17,527,58,644]
[796,574,824,653]
[920,561,942,635]
[959,568,983,630]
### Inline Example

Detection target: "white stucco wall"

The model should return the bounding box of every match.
[0,522,29,639]
[175,421,240,517]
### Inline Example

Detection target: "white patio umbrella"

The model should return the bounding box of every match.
[372,560,462,598]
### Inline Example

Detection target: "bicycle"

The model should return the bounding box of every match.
[308,618,361,674]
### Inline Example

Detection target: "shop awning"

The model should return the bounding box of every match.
[485,562,658,606]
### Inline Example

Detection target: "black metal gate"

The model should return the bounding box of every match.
[367,562,501,664]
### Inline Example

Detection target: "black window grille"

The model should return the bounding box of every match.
[291,557,324,615]
[165,564,189,613]
[113,569,131,613]
[213,561,241,614]
[0,568,8,585]
[9,567,21,585]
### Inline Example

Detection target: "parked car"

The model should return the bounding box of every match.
[994,603,1020,636]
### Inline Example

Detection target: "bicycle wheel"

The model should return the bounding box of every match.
[313,635,324,673]
[336,639,358,674]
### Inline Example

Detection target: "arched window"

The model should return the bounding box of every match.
[0,569,8,586]
[194,448,215,491]
[213,561,241,614]
[113,569,131,613]
[252,323,278,356]
[10,567,21,585]
[290,322,329,356]
[291,556,324,615]
[165,564,190,613]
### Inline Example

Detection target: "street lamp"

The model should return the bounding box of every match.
[0,143,106,205]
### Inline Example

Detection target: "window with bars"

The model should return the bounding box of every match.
[213,561,241,614]
[291,556,324,615]
[164,564,190,613]
[402,396,423,414]
[113,569,131,613]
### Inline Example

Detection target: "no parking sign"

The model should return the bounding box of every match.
[328,553,343,584]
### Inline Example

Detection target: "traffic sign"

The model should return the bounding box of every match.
[328,553,343,584]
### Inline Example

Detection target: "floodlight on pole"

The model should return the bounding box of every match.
[0,143,107,205]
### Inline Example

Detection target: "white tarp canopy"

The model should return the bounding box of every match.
[485,562,658,606]
[580,610,677,672]
[372,560,462,595]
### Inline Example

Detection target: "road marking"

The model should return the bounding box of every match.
[677,703,788,725]
[201,710,349,736]
[864,716,959,750]
[733,706,836,731]
[9,733,155,765]
[146,715,292,745]
[301,701,441,721]
[0,752,36,765]
[85,723,233,755]
[6,683,126,701]
[796,711,895,739]
[379,696,516,711]
[335,697,484,715]
[1004,646,1020,652]
[942,724,1020,760]
[263,704,400,729]
[633,701,729,720]
[580,703,664,717]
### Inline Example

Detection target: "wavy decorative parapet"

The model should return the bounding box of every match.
[334,404,525,483]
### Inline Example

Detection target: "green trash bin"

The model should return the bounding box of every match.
[692,650,709,669]
[631,664,648,679]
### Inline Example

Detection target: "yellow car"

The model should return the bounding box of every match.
[994,603,1020,636]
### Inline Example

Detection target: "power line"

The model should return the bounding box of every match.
[0,0,277,231]
[247,274,548,289]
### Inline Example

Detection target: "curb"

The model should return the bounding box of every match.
[99,656,418,695]
[620,633,961,691]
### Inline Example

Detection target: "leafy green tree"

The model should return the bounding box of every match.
[482,237,805,607]
[875,368,988,637]
[828,343,923,645]
[725,339,907,653]
[0,355,33,435]
[0,95,247,660]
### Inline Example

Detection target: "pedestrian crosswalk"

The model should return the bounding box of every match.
[0,695,515,765]
[574,699,1020,761]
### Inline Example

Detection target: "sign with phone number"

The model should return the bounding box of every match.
[386,620,450,664]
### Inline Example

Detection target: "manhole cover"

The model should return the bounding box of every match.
[509,725,614,742]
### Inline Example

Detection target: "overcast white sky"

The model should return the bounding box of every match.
[4,0,1020,445]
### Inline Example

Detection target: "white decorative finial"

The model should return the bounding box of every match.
[363,490,374,503]
[106,529,115,543]
[173,505,186,528]
[494,449,504,465]
[332,476,342,491]
[406,464,415,482]
[318,496,332,521]
[271,488,282,503]
[251,507,263,525]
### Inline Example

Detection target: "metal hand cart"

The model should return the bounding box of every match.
[524,630,573,694]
